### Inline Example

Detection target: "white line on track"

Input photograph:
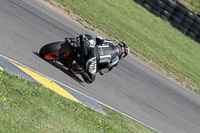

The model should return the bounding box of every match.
[0,53,160,132]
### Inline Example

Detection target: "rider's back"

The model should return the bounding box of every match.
[97,40,119,64]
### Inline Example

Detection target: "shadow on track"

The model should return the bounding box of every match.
[33,52,85,86]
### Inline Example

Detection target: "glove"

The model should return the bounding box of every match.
[81,72,92,84]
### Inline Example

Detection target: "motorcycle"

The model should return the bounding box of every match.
[39,34,92,74]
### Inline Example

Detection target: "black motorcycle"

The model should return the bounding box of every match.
[39,34,92,74]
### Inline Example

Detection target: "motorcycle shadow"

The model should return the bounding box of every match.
[33,52,85,86]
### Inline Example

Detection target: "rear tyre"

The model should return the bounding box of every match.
[39,41,72,61]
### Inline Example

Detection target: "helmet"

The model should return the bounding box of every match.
[88,39,95,47]
[80,34,96,48]
[117,42,129,59]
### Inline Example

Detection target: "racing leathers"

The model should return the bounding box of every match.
[97,39,120,76]
[68,34,121,84]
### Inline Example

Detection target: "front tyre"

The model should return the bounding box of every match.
[39,41,72,61]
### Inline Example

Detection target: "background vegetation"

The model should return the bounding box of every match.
[0,70,155,133]
[49,0,200,94]
[179,0,200,14]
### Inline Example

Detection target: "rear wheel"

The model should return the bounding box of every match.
[40,41,72,61]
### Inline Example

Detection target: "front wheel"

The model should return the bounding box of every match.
[39,41,72,61]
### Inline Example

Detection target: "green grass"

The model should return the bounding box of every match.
[0,70,156,133]
[49,0,200,93]
[178,0,200,14]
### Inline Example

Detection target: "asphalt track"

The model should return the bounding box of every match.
[0,55,106,115]
[1,0,200,132]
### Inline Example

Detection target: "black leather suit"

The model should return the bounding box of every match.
[80,39,120,84]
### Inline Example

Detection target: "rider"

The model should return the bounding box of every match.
[66,34,129,84]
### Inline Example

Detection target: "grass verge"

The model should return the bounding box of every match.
[0,70,156,133]
[44,0,200,94]
[178,0,200,14]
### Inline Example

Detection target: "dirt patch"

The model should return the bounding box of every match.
[39,0,199,92]
[40,0,116,41]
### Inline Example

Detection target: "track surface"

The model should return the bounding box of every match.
[1,0,200,132]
